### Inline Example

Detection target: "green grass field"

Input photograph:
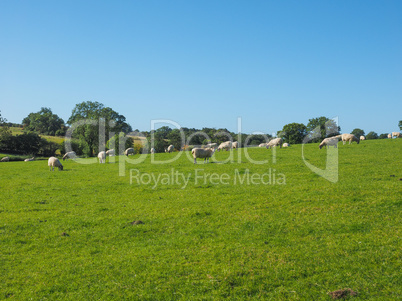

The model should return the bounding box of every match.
[0,139,401,300]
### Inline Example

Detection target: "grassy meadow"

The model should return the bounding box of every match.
[0,139,401,300]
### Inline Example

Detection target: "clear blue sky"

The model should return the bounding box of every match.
[1,1,401,135]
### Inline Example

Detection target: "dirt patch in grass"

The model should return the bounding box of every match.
[131,220,144,225]
[328,288,357,299]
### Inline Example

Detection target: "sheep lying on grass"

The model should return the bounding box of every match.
[282,143,289,147]
[319,137,339,149]
[63,151,76,161]
[340,134,360,145]
[259,143,268,147]
[48,157,63,171]
[192,148,215,164]
[266,138,283,149]
[1,156,10,162]
[24,157,35,162]
[360,136,365,141]
[125,148,134,156]
[204,143,218,149]
[98,151,106,163]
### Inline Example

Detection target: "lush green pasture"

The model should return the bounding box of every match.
[0,140,401,300]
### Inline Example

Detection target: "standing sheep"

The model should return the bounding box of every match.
[125,148,134,156]
[63,151,76,161]
[392,132,400,138]
[106,149,115,156]
[266,138,283,149]
[388,133,392,139]
[48,157,63,171]
[191,148,215,164]
[232,141,239,149]
[360,136,365,141]
[1,156,10,162]
[217,141,232,151]
[340,134,360,145]
[319,137,339,149]
[167,145,174,153]
[150,148,156,154]
[98,151,106,163]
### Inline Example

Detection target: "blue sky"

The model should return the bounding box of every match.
[1,1,401,135]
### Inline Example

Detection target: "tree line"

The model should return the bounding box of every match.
[0,105,401,157]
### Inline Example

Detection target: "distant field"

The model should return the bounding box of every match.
[0,139,401,300]
[2,126,65,144]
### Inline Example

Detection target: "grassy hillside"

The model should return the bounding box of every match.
[0,139,401,300]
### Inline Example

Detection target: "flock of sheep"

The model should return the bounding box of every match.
[0,131,400,169]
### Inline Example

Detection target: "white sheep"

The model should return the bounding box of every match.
[340,133,360,145]
[48,156,63,171]
[62,151,76,161]
[24,157,35,162]
[205,143,218,149]
[125,148,134,156]
[1,156,10,162]
[232,141,239,149]
[392,132,400,138]
[106,149,115,156]
[266,138,283,149]
[319,137,339,149]
[388,133,392,139]
[151,148,156,154]
[167,145,174,153]
[282,143,289,148]
[191,147,215,164]
[217,141,232,151]
[360,136,365,140]
[259,143,268,147]
[98,151,106,163]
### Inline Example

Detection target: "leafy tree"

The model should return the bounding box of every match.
[306,117,340,143]
[0,111,12,151]
[399,120,402,131]
[379,133,389,139]
[106,132,134,155]
[351,128,365,138]
[366,131,378,140]
[67,101,132,156]
[281,123,307,144]
[167,129,183,150]
[22,107,66,136]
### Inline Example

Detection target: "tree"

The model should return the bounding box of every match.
[67,101,132,156]
[366,131,378,140]
[399,120,402,131]
[281,123,307,144]
[22,107,66,136]
[0,111,12,151]
[106,132,134,155]
[306,117,340,143]
[351,128,365,138]
[379,133,389,139]
[167,129,183,151]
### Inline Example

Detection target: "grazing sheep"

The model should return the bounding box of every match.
[341,133,360,145]
[392,132,401,138]
[106,149,115,156]
[151,148,156,154]
[192,148,215,164]
[319,137,339,149]
[48,157,63,171]
[282,143,289,147]
[205,143,218,149]
[98,151,106,163]
[62,151,76,161]
[24,157,35,162]
[217,141,232,151]
[232,141,239,149]
[167,145,174,153]
[125,148,134,156]
[360,136,365,141]
[1,156,10,162]
[266,138,283,149]
[388,133,392,139]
